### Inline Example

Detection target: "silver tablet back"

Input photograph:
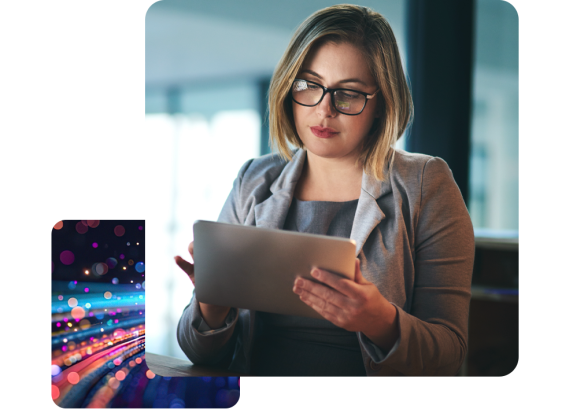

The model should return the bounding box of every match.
[193,220,356,319]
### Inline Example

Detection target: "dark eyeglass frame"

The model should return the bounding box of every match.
[291,78,379,116]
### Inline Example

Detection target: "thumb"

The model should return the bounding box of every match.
[354,258,368,284]
[174,255,195,286]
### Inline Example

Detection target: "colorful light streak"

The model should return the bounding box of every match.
[52,220,239,407]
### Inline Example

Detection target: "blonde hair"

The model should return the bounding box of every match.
[268,4,413,181]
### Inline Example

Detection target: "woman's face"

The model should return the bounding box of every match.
[292,41,379,162]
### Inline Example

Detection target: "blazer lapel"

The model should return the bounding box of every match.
[350,160,393,256]
[254,149,306,230]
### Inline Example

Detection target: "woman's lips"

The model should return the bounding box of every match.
[310,126,339,138]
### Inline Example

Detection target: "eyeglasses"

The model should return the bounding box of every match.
[290,79,379,116]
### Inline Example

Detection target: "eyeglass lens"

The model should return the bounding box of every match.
[292,80,367,115]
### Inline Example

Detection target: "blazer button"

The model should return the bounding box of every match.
[369,360,382,371]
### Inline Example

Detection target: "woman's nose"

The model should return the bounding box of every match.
[316,91,337,118]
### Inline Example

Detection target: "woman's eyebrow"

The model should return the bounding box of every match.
[299,69,369,87]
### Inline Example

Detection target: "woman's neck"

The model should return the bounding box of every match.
[294,150,363,202]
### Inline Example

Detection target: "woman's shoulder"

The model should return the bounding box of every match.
[391,149,453,184]
[236,152,289,185]
[392,148,442,168]
[390,149,466,218]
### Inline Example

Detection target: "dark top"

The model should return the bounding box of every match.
[251,198,366,376]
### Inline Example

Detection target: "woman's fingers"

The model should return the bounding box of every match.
[309,268,361,298]
[174,255,195,286]
[296,284,344,318]
[293,277,348,310]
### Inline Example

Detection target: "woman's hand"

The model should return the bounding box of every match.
[175,241,231,329]
[293,259,399,353]
[174,241,196,285]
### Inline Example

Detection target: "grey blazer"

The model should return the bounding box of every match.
[177,148,474,376]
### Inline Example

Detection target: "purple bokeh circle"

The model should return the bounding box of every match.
[60,250,75,265]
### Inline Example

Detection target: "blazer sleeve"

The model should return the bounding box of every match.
[176,158,254,367]
[361,156,475,375]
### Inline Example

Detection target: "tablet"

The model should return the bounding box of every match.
[192,220,356,320]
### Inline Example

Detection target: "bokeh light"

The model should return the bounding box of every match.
[106,257,118,269]
[115,370,126,381]
[114,225,125,237]
[68,297,78,308]
[108,377,121,390]
[60,250,75,265]
[71,306,85,320]
[67,372,80,385]
[76,221,88,234]
[97,262,108,275]
[169,398,185,408]
[87,220,100,228]
[53,221,63,230]
[135,262,145,273]
[79,319,91,330]
[51,385,60,400]
[92,242,98,248]
[52,220,238,408]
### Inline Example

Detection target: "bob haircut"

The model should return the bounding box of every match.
[268,4,413,181]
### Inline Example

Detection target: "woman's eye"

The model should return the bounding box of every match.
[339,91,359,99]
[306,83,320,90]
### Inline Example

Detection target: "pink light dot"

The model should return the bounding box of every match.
[119,254,125,260]
[74,281,77,284]
[114,225,125,237]
[92,242,98,248]
[60,250,75,265]
[114,319,119,324]
[76,221,88,234]
[84,288,89,293]
[139,226,143,230]
[56,323,61,327]
[61,346,67,352]
[75,318,80,322]
[63,318,68,322]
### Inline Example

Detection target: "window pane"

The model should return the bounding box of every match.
[144,108,260,360]
[469,0,518,232]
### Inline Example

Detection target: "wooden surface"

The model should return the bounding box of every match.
[145,352,244,377]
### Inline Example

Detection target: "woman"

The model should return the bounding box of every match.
[175,4,474,376]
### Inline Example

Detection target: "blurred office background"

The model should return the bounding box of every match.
[145,0,518,376]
